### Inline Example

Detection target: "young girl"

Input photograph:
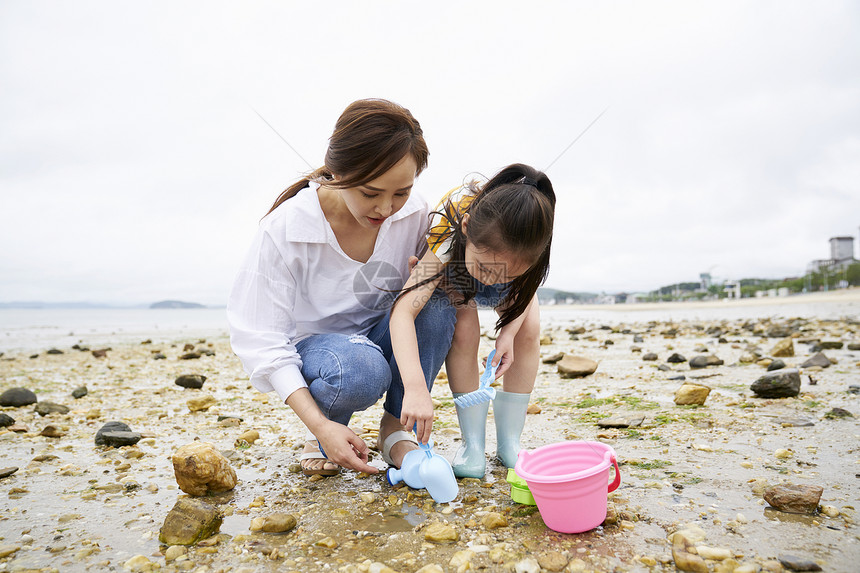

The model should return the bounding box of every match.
[228,99,456,477]
[390,163,555,478]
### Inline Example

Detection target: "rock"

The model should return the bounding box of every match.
[481,512,507,529]
[642,352,658,361]
[763,484,823,514]
[767,359,786,371]
[634,334,645,343]
[187,394,217,412]
[450,549,475,568]
[689,355,723,369]
[40,425,66,438]
[695,546,732,560]
[597,416,645,428]
[123,554,158,571]
[557,355,598,378]
[847,342,860,351]
[249,513,297,533]
[538,551,568,572]
[541,352,564,364]
[770,338,795,357]
[46,348,64,355]
[236,429,260,446]
[819,340,843,350]
[94,421,133,445]
[35,401,70,416]
[180,352,202,360]
[424,522,458,543]
[539,334,552,345]
[91,348,109,358]
[158,497,223,546]
[514,558,541,573]
[0,545,21,558]
[671,532,708,573]
[415,565,445,573]
[778,554,822,571]
[526,403,541,414]
[824,407,853,419]
[751,369,801,398]
[667,353,686,363]
[100,431,142,447]
[71,386,88,399]
[0,413,15,427]
[674,383,711,405]
[800,352,831,369]
[172,441,237,496]
[0,387,38,407]
[163,545,187,562]
[0,467,19,479]
[175,374,206,389]
[767,325,792,338]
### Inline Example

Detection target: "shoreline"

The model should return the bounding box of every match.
[544,287,860,312]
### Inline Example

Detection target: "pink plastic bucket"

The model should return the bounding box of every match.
[515,441,621,534]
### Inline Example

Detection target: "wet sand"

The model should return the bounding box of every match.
[0,301,858,572]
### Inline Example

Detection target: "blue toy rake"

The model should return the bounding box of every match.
[453,349,499,408]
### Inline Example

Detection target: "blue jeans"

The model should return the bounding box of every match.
[295,289,456,426]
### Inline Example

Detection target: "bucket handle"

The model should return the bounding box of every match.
[607,452,621,493]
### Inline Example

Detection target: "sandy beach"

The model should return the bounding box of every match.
[1,294,858,572]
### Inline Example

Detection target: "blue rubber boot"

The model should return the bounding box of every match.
[493,390,531,468]
[451,393,489,478]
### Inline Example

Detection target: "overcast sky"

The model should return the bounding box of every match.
[2,1,859,305]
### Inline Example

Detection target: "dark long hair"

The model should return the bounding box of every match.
[265,99,429,216]
[405,163,555,330]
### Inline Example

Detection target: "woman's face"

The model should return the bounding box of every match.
[337,154,418,229]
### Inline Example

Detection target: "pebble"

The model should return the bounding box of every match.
[514,557,541,573]
[481,512,507,529]
[0,545,21,558]
[158,497,223,546]
[71,385,88,399]
[751,368,801,398]
[0,413,15,426]
[164,545,187,561]
[674,383,711,405]
[249,513,297,533]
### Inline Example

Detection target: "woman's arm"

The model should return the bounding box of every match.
[389,249,445,443]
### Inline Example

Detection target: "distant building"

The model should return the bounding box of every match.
[808,235,856,273]
[699,272,712,290]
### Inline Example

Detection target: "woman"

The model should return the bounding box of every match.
[227,99,455,476]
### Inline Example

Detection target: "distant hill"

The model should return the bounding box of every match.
[0,301,123,309]
[149,300,207,309]
[537,287,598,304]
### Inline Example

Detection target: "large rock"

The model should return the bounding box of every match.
[0,387,37,407]
[800,352,831,369]
[770,338,794,357]
[763,484,823,514]
[674,383,711,405]
[172,442,237,496]
[557,355,598,378]
[158,497,223,546]
[750,369,801,398]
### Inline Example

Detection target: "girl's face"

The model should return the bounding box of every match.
[462,214,530,285]
[336,154,418,229]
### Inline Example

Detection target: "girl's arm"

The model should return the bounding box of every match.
[389,249,445,444]
[492,294,538,377]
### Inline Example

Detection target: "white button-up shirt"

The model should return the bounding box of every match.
[227,182,429,402]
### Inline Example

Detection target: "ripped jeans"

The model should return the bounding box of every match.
[294,289,456,426]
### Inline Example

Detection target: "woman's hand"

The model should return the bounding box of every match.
[400,385,435,444]
[316,420,378,474]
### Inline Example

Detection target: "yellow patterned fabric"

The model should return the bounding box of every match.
[427,186,476,263]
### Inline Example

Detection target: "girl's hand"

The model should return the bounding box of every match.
[400,386,435,444]
[490,333,515,378]
[316,420,377,474]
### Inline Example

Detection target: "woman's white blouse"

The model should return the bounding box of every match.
[227,182,429,403]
